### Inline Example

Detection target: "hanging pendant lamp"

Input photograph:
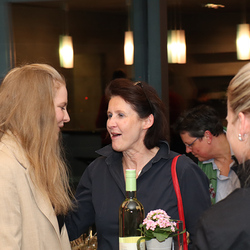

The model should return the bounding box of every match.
[124,0,134,65]
[236,23,250,60]
[59,3,74,68]
[124,31,134,65]
[167,29,186,64]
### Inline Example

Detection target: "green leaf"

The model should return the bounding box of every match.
[153,232,169,242]
[144,230,154,239]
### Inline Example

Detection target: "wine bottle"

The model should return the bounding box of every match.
[119,169,145,250]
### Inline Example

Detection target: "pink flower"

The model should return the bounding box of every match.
[142,209,176,232]
[139,209,183,242]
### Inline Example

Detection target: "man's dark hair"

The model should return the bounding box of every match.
[174,105,224,138]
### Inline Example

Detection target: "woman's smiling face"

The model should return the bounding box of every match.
[54,85,70,132]
[106,95,148,153]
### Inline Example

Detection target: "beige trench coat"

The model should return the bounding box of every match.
[0,132,71,250]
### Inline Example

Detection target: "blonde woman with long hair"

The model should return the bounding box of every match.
[0,64,73,249]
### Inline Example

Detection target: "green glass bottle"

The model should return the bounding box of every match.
[119,169,145,250]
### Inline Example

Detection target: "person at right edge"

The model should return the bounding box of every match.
[66,78,211,249]
[194,62,250,249]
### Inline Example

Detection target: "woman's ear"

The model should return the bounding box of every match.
[143,114,154,129]
[204,130,212,144]
[238,112,249,136]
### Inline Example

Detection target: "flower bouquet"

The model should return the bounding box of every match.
[137,209,185,249]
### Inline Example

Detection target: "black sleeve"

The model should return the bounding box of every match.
[193,214,211,250]
[176,155,211,246]
[193,189,250,250]
[65,165,95,241]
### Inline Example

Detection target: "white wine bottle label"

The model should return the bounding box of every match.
[119,237,145,250]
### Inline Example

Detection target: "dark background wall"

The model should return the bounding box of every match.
[9,1,250,186]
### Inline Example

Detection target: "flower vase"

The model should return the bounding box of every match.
[146,237,172,250]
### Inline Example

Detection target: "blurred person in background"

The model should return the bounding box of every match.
[175,105,240,204]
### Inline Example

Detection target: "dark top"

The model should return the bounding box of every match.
[57,215,65,234]
[194,160,250,250]
[66,141,211,249]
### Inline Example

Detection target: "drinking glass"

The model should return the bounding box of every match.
[172,220,184,250]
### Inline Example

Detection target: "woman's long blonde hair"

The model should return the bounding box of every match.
[228,62,250,118]
[0,64,73,215]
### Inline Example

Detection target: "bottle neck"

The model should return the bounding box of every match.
[125,169,137,198]
[126,191,136,199]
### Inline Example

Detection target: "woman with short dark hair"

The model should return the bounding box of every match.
[175,105,240,204]
[66,78,211,249]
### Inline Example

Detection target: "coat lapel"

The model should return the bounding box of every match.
[1,132,61,237]
[25,172,61,236]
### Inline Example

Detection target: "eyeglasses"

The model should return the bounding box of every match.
[134,81,154,115]
[184,137,199,149]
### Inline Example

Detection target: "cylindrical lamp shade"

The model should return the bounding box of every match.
[124,31,134,65]
[59,35,74,68]
[237,24,250,60]
[167,30,186,64]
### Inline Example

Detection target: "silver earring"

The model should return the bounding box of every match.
[239,134,243,141]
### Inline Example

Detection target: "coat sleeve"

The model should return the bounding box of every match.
[176,155,211,246]
[0,159,22,249]
[193,188,250,250]
[65,164,95,241]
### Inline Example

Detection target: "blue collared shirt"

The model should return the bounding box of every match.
[202,158,240,202]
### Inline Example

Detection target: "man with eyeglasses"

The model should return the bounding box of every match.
[175,105,240,204]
